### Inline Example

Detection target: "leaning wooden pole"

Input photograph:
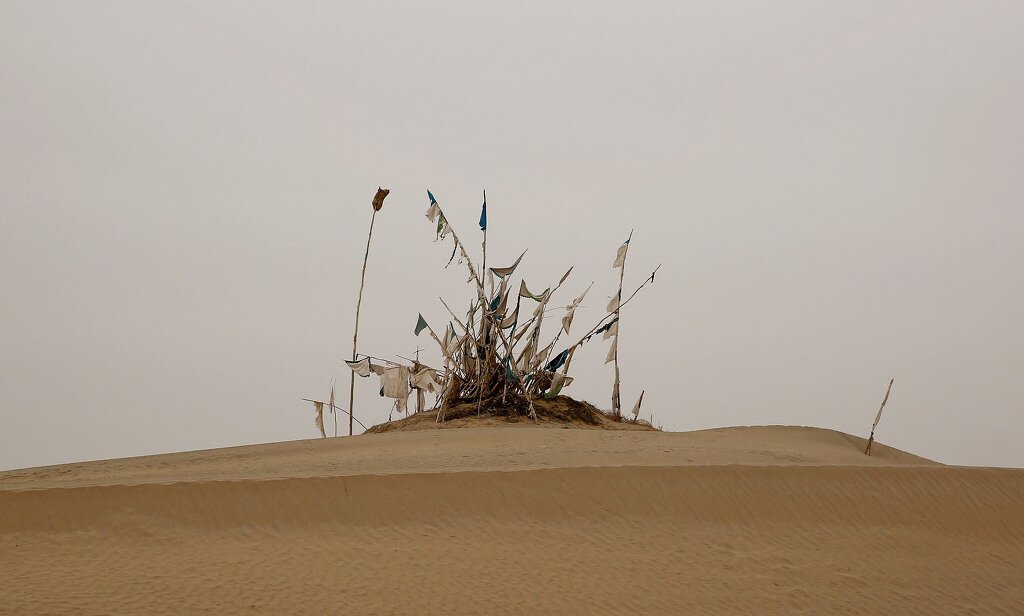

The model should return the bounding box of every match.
[865,378,894,455]
[348,187,388,436]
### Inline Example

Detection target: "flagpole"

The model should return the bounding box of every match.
[348,188,388,436]
[481,189,487,290]
[610,229,626,417]
[477,190,488,415]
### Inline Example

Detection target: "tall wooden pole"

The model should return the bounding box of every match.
[477,190,488,415]
[348,188,388,436]
[612,230,633,418]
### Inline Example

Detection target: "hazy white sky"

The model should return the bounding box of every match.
[2,1,1022,470]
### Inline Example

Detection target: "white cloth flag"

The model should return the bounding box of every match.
[381,366,411,400]
[550,372,573,390]
[602,321,618,340]
[521,339,535,365]
[499,304,519,329]
[425,203,440,222]
[613,243,628,268]
[561,283,592,335]
[631,390,645,418]
[412,367,441,393]
[561,309,575,335]
[605,337,617,364]
[533,301,546,318]
[606,295,620,313]
[345,357,372,378]
[313,401,326,438]
[567,284,591,311]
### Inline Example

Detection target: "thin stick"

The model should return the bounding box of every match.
[864,378,894,455]
[439,297,470,334]
[349,203,380,437]
[423,321,459,367]
[329,380,337,437]
[301,399,369,431]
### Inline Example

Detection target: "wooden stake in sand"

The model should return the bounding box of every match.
[347,187,389,436]
[864,378,894,456]
[329,381,337,437]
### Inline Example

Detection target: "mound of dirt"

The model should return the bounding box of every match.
[365,395,657,433]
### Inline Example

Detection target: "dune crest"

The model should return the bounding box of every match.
[2,426,1022,614]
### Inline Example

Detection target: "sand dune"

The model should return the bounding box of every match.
[2,426,1022,614]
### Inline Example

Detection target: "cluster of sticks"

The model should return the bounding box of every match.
[308,187,661,436]
[417,190,660,422]
[411,192,659,421]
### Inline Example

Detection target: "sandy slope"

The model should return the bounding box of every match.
[1,426,1022,615]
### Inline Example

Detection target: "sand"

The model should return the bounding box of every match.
[1,425,1022,614]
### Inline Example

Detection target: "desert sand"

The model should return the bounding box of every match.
[2,425,1022,615]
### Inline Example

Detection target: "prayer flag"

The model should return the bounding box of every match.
[544,349,569,373]
[561,309,575,334]
[425,202,440,222]
[414,313,429,336]
[436,212,448,239]
[519,280,547,301]
[594,317,618,337]
[545,373,574,399]
[345,357,372,377]
[567,283,592,311]
[605,338,617,364]
[312,401,326,438]
[479,190,487,231]
[491,250,526,279]
[613,240,629,268]
[632,390,645,418]
[499,299,520,329]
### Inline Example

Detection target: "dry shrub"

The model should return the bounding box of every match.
[438,394,603,425]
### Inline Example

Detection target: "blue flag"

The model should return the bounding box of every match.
[479,190,487,231]
[427,190,437,205]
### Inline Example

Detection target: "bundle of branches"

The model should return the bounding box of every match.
[414,190,660,422]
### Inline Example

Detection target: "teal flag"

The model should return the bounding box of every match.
[414,314,429,336]
[479,190,487,231]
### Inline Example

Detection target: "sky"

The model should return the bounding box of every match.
[1,1,1022,470]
